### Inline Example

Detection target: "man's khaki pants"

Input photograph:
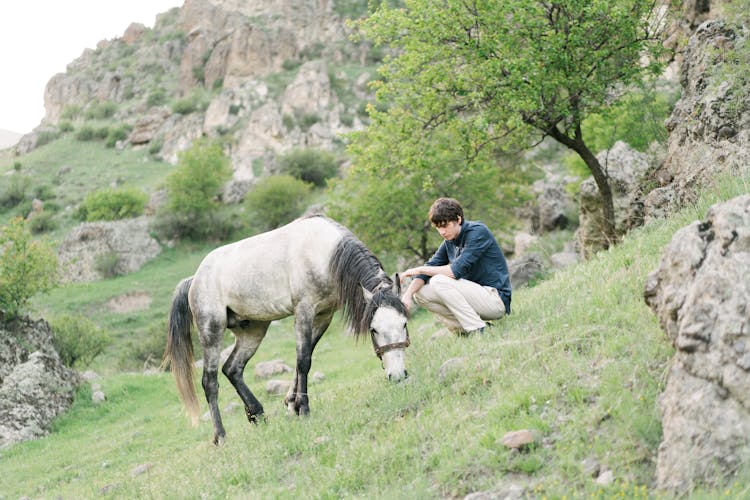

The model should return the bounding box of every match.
[413,274,505,332]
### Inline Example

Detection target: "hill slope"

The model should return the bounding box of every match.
[2,173,748,498]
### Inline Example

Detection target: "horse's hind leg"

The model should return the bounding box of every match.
[196,315,227,446]
[223,321,269,424]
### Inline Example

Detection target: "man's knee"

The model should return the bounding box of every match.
[429,274,452,286]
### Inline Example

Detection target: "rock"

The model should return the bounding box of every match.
[577,141,652,257]
[463,484,525,500]
[0,317,79,448]
[644,20,750,221]
[254,359,292,379]
[644,194,750,493]
[131,463,152,477]
[92,391,106,404]
[549,251,578,269]
[595,470,614,486]
[530,180,572,232]
[437,357,466,381]
[500,429,536,450]
[266,379,291,395]
[513,232,538,257]
[57,217,162,283]
[508,253,546,288]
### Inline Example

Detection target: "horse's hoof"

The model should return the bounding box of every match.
[213,434,226,446]
[248,413,266,425]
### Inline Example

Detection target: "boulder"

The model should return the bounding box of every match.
[644,194,750,493]
[57,217,162,283]
[577,141,652,257]
[0,317,80,448]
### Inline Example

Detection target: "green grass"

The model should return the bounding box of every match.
[0,136,174,240]
[2,171,749,498]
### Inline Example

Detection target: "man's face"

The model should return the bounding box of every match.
[434,218,462,241]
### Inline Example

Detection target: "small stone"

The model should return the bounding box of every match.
[595,470,614,486]
[131,463,152,477]
[501,429,535,449]
[92,391,106,404]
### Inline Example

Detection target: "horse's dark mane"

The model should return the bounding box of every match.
[329,232,407,336]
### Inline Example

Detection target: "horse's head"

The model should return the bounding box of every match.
[362,278,409,381]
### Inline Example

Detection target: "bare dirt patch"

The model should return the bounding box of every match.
[107,291,152,313]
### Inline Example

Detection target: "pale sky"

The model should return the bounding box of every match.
[0,1,182,134]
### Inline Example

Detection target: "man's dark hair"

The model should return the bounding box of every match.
[429,198,464,227]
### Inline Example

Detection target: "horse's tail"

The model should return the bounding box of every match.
[161,277,200,426]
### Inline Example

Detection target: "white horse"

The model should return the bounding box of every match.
[163,215,410,445]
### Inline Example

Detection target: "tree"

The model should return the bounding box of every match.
[244,175,313,232]
[160,138,232,239]
[0,218,58,319]
[332,127,533,261]
[357,0,668,248]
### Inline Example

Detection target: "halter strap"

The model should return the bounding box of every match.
[372,328,410,359]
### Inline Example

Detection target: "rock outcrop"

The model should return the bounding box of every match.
[0,317,80,449]
[57,217,161,283]
[645,20,750,220]
[23,0,371,200]
[644,194,750,493]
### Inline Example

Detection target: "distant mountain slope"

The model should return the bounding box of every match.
[0,129,22,149]
[16,0,377,201]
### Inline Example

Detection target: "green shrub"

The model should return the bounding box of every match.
[94,252,122,278]
[147,89,167,107]
[279,148,339,187]
[124,321,167,370]
[28,211,58,234]
[76,187,148,221]
[0,174,29,209]
[105,125,131,148]
[58,121,74,133]
[36,130,59,147]
[50,315,110,368]
[75,126,97,141]
[159,138,232,239]
[171,90,209,115]
[0,218,58,319]
[84,101,117,120]
[244,175,312,231]
[60,104,82,121]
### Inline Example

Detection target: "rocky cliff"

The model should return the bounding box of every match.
[18,0,374,200]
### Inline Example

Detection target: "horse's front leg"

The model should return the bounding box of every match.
[285,309,332,416]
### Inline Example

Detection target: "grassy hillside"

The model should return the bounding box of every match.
[2,173,748,498]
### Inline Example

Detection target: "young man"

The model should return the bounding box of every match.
[400,198,511,335]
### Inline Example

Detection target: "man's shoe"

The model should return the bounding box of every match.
[461,327,485,336]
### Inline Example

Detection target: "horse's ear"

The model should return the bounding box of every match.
[361,285,374,303]
[391,273,401,296]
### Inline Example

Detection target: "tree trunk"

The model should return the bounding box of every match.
[547,126,618,248]
[573,141,618,247]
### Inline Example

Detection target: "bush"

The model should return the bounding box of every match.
[75,126,97,141]
[244,175,312,231]
[0,218,58,319]
[28,211,58,234]
[84,101,117,120]
[105,125,131,148]
[94,252,122,278]
[50,315,110,368]
[0,174,29,209]
[160,138,232,240]
[76,187,148,222]
[278,148,339,188]
[124,321,167,371]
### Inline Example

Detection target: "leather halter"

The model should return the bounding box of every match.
[372,327,410,359]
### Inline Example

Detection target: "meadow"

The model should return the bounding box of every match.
[2,171,749,498]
